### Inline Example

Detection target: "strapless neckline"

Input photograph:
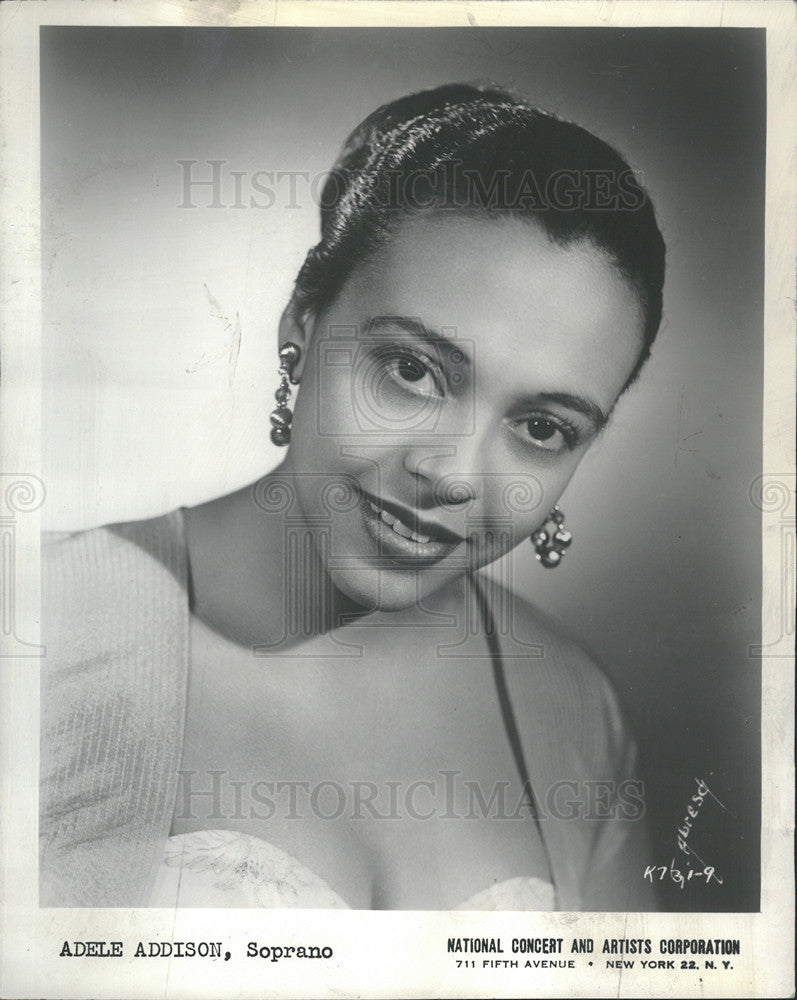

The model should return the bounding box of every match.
[151,829,556,910]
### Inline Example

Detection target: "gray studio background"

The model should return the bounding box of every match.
[41,27,764,910]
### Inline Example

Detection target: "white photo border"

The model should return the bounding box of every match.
[0,2,794,998]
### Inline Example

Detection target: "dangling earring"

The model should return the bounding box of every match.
[531,505,572,568]
[270,342,301,446]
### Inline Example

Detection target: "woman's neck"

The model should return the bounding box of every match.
[182,473,378,651]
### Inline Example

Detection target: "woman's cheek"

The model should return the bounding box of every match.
[293,365,358,444]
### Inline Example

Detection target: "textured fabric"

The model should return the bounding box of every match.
[152,830,350,909]
[40,508,655,910]
[40,511,189,907]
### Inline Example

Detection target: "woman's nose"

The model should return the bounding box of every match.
[402,443,479,507]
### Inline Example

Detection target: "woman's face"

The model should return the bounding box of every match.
[279,214,645,611]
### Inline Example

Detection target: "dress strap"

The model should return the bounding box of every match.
[467,572,556,885]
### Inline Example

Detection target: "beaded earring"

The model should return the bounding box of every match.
[531,505,572,568]
[269,342,301,446]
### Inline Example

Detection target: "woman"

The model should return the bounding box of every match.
[40,84,665,911]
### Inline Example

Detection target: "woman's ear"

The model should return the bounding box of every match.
[278,300,314,382]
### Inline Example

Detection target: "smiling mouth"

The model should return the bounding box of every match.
[367,500,432,544]
[358,489,465,563]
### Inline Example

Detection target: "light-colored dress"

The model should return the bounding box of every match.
[151,830,556,910]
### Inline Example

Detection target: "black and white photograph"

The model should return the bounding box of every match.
[0,2,794,998]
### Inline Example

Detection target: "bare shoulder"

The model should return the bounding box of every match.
[476,571,629,739]
[479,571,603,667]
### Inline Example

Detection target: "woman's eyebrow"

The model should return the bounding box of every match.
[362,316,607,427]
[364,315,471,365]
[532,392,609,430]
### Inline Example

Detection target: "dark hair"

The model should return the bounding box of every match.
[294,83,666,388]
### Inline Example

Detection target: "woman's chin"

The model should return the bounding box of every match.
[329,565,454,616]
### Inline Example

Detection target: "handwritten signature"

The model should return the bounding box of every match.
[643,777,725,888]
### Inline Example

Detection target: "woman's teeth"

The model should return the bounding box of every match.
[369,501,430,545]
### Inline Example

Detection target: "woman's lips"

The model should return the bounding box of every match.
[358,489,465,564]
[359,489,465,543]
[368,500,431,544]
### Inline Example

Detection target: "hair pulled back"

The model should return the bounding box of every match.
[293,83,665,386]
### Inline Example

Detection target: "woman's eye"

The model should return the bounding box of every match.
[384,354,441,396]
[397,357,427,382]
[523,415,573,452]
